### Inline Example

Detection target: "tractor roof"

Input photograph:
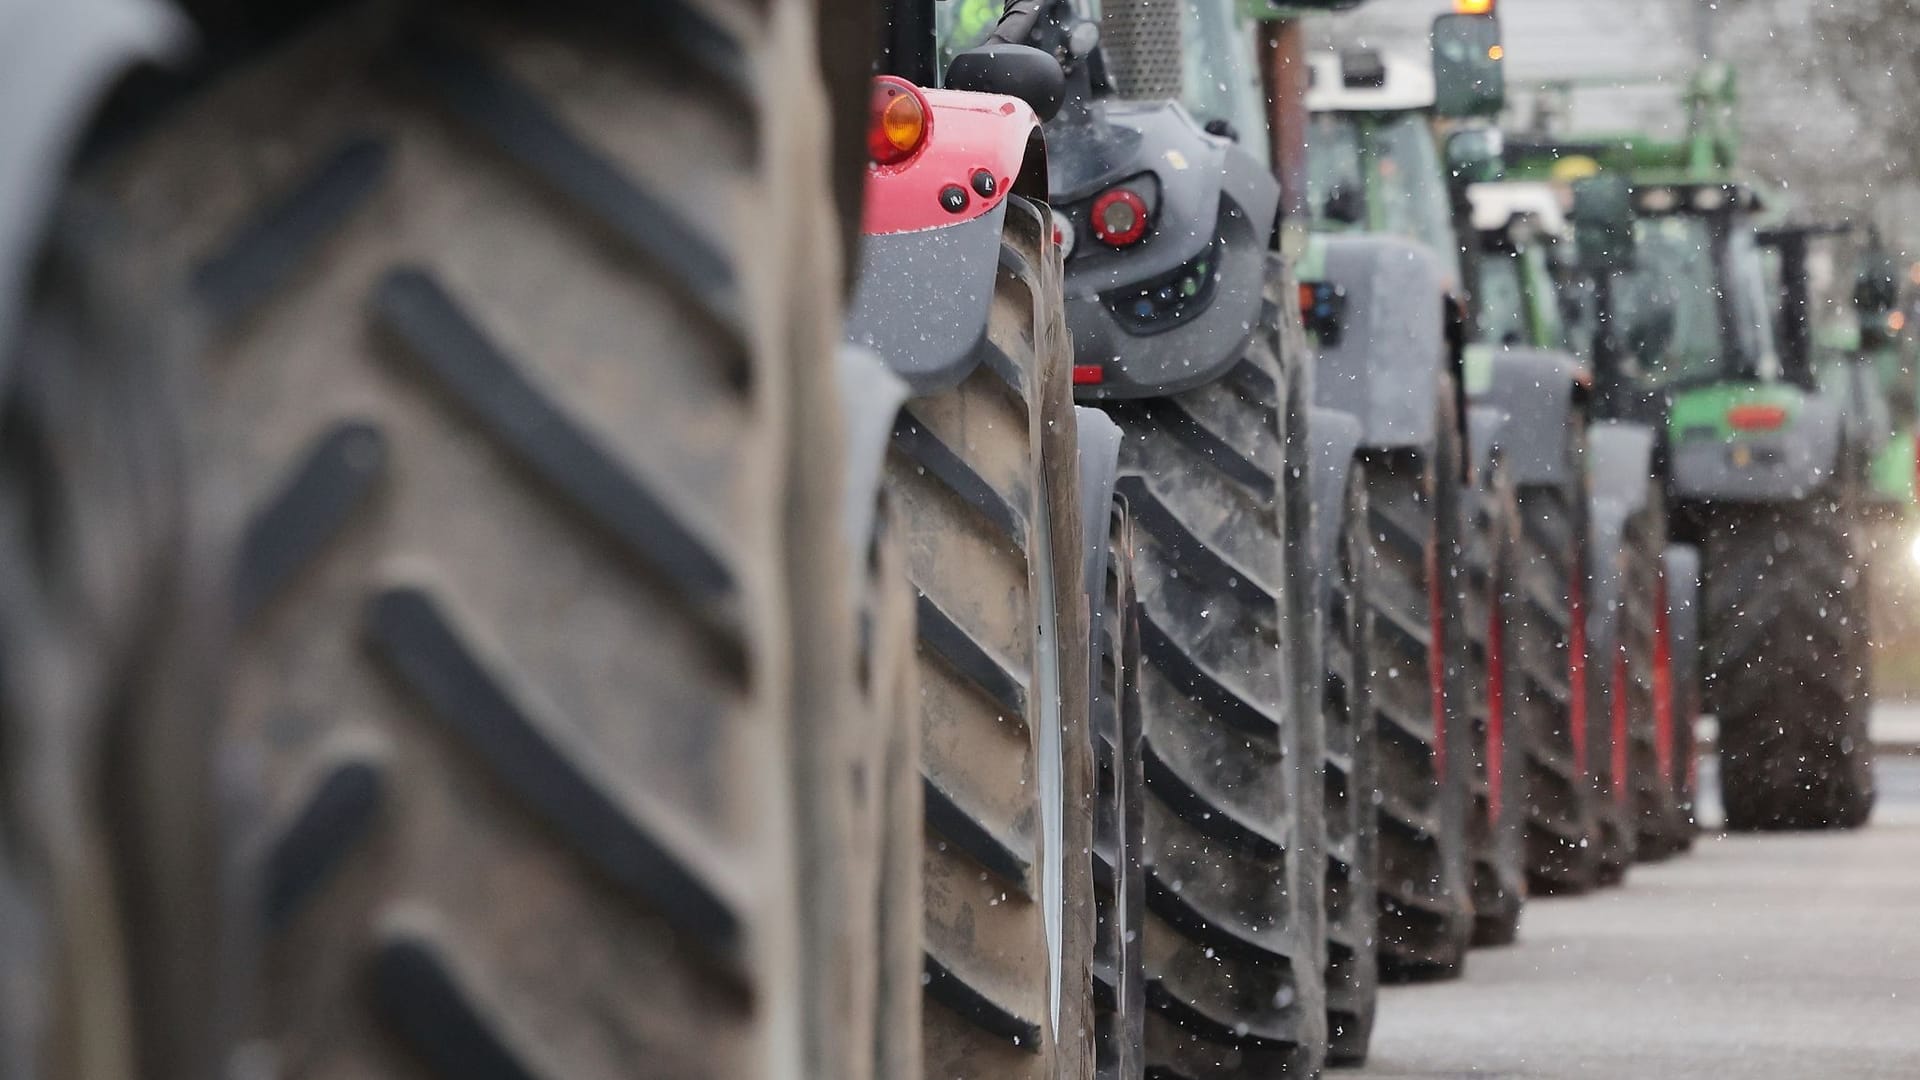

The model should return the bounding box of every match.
[1468,182,1568,237]
[1307,49,1434,114]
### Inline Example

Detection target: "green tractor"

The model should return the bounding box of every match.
[1509,64,1880,830]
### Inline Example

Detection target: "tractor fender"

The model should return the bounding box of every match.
[847,86,1046,395]
[1074,405,1125,613]
[835,344,911,570]
[1664,544,1702,649]
[1668,393,1845,503]
[1587,419,1658,518]
[1308,406,1367,579]
[1311,234,1450,453]
[1477,348,1585,488]
[0,0,183,364]
[1584,420,1658,665]
[1466,403,1510,490]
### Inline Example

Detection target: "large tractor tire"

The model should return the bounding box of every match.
[1514,484,1601,895]
[1622,489,1688,860]
[0,202,228,1077]
[1323,465,1381,1066]
[1364,377,1473,980]
[1586,519,1637,885]
[78,6,889,1077]
[1706,501,1875,831]
[1092,499,1147,1080]
[1465,459,1528,947]
[1106,280,1327,1078]
[893,197,1096,1078]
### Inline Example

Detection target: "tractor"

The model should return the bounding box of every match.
[1293,7,1546,977]
[1510,62,1879,831]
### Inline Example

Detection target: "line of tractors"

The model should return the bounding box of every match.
[1,0,1909,1076]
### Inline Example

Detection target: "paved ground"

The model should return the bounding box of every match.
[1350,753,1920,1079]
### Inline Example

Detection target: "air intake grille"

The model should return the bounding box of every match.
[1100,0,1184,101]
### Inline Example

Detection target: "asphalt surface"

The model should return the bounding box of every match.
[1349,751,1920,1079]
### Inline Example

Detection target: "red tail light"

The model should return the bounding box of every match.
[1091,187,1149,247]
[1072,364,1105,385]
[1727,404,1787,431]
[868,77,930,166]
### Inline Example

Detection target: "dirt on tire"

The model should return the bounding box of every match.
[1364,377,1473,981]
[1514,484,1602,896]
[1102,268,1328,1078]
[80,4,889,1075]
[1323,464,1381,1064]
[896,196,1097,1079]
[1465,457,1527,947]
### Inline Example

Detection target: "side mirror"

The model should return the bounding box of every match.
[1445,127,1505,186]
[946,43,1066,122]
[1572,175,1635,274]
[1431,14,1504,118]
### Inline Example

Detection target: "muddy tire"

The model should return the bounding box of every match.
[1515,485,1601,895]
[1092,501,1147,1080]
[1364,379,1473,980]
[1323,465,1381,1065]
[895,196,1096,1079]
[82,5,882,1076]
[1103,278,1327,1077]
[1707,501,1874,831]
[1622,487,1688,860]
[1586,510,1638,885]
[0,200,231,1077]
[1465,459,1527,947]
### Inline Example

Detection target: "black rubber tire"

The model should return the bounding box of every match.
[1587,519,1637,886]
[897,197,1097,1079]
[1706,501,1875,831]
[86,7,880,1076]
[1465,459,1528,947]
[1093,500,1147,1080]
[1324,465,1381,1066]
[1622,487,1688,861]
[1514,485,1602,895]
[0,201,231,1078]
[1103,275,1327,1078]
[1364,377,1473,981]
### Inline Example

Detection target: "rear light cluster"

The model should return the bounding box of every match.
[868,76,929,166]
[1299,281,1347,345]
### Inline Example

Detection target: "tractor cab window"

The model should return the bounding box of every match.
[1727,226,1782,380]
[935,0,1001,74]
[1307,114,1365,229]
[1611,216,1725,387]
[1522,244,1570,352]
[1177,0,1270,164]
[1475,251,1530,347]
[1368,113,1458,281]
[1306,112,1460,284]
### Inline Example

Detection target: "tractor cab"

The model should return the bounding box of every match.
[1606,181,1781,397]
[1305,48,1461,284]
[1467,181,1580,355]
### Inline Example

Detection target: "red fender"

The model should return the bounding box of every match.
[863,85,1045,237]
